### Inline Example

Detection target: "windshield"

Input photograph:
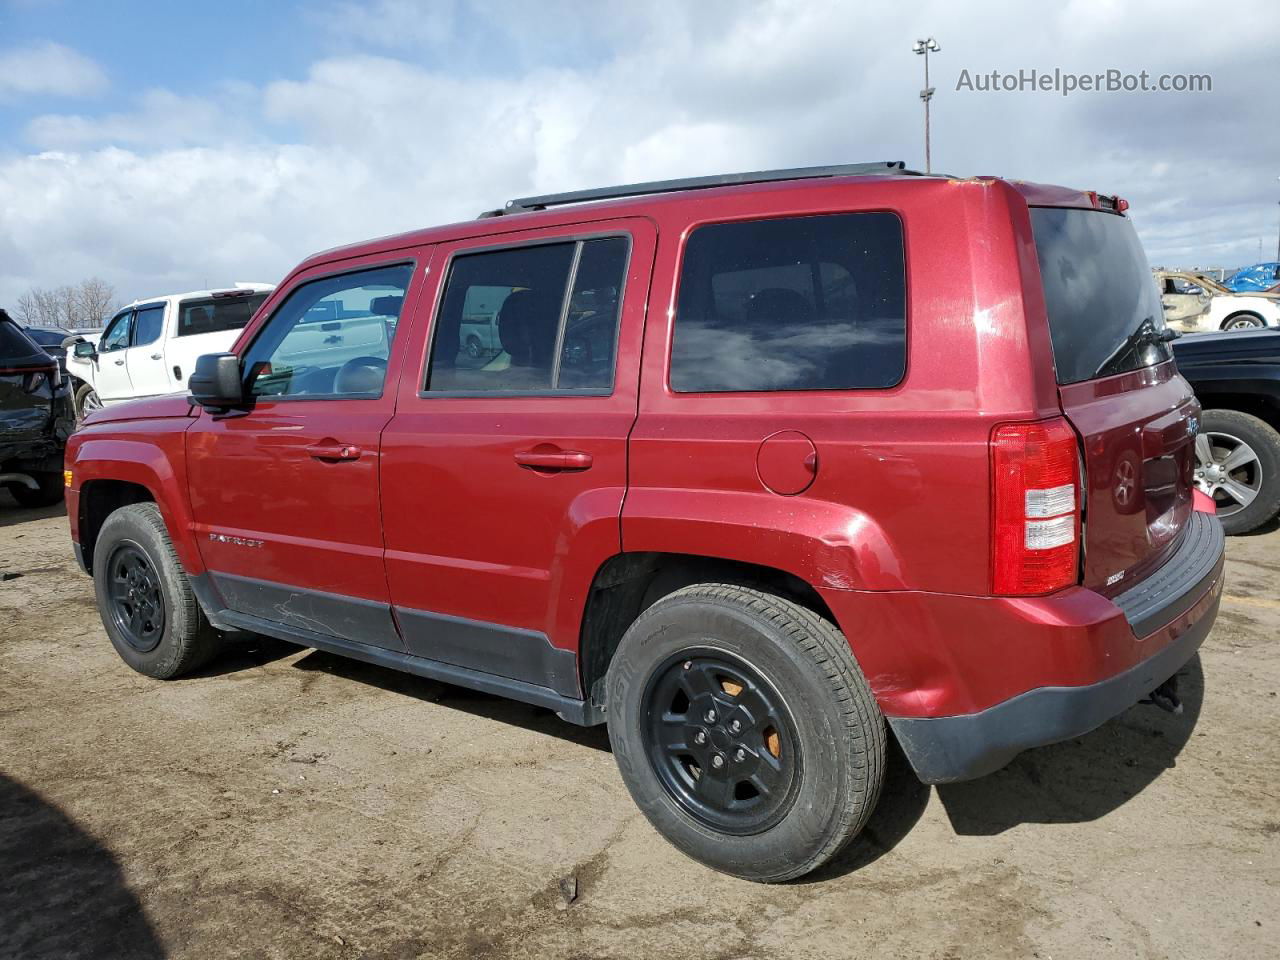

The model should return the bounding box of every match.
[1031,207,1172,385]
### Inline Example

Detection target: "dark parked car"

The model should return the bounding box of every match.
[1174,327,1280,534]
[20,325,76,374]
[66,163,1223,881]
[1,309,75,507]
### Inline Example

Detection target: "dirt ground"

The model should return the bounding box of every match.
[1,491,1276,960]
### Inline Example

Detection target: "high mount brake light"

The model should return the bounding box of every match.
[991,418,1081,595]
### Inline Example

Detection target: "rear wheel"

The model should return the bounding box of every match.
[606,583,884,882]
[465,335,483,358]
[75,381,102,420]
[93,502,222,678]
[7,471,64,508]
[1221,312,1264,331]
[1194,409,1280,534]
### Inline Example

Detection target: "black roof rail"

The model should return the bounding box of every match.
[480,161,919,217]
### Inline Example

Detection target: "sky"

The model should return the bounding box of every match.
[1,0,1278,309]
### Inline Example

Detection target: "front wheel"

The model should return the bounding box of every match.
[93,502,222,678]
[75,381,102,420]
[606,583,885,882]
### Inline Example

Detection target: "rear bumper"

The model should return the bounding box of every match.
[824,508,1225,784]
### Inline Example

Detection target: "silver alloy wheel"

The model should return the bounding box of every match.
[1223,314,1264,330]
[1194,431,1261,516]
[81,389,102,415]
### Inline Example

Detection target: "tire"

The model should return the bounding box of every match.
[75,381,101,420]
[8,471,64,508]
[606,583,885,882]
[92,502,222,678]
[1221,312,1264,331]
[1195,409,1280,535]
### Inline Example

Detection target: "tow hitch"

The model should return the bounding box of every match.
[1142,674,1183,715]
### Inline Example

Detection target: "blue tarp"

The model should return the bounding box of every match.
[1223,262,1280,292]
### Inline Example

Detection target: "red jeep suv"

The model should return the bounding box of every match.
[66,162,1224,881]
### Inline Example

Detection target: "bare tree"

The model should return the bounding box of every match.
[75,277,116,329]
[10,278,118,329]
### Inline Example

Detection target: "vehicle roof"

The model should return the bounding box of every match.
[294,172,1104,274]
[121,282,275,311]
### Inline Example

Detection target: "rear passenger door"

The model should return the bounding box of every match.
[380,219,655,697]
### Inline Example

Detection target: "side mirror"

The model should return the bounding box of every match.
[188,353,244,410]
[72,340,98,360]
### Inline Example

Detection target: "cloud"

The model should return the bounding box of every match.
[0,42,107,100]
[1,0,1278,309]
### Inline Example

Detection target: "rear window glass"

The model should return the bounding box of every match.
[670,213,906,392]
[177,294,269,337]
[0,319,41,361]
[1031,207,1172,385]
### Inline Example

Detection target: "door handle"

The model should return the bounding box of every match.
[307,442,362,462]
[150,352,162,360]
[514,448,593,471]
[114,359,125,366]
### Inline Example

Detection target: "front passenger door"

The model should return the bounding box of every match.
[94,309,135,402]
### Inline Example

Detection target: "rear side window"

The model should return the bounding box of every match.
[132,305,166,346]
[670,213,906,392]
[178,293,269,337]
[426,236,628,394]
[1031,207,1172,385]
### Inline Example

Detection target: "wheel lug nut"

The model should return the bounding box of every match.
[703,709,716,723]
[729,719,741,733]
[734,748,746,762]
[682,660,692,670]
[711,755,725,769]
[694,730,706,745]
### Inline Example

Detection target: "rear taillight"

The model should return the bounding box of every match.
[991,417,1081,595]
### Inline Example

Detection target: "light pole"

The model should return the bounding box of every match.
[913,37,940,174]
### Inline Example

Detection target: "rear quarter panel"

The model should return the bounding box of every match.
[625,177,1060,597]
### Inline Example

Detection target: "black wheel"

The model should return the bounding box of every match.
[75,381,102,420]
[607,583,885,882]
[7,471,64,508]
[1194,409,1280,535]
[1220,312,1264,331]
[92,502,222,678]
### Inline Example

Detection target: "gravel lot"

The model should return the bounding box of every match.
[1,490,1276,960]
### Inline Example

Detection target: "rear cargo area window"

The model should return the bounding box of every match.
[1031,207,1172,385]
[426,236,628,394]
[670,213,906,392]
[177,294,269,337]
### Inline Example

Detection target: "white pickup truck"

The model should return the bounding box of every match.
[66,284,273,416]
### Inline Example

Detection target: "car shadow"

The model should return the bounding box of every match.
[210,636,1201,872]
[290,648,614,753]
[0,772,164,959]
[183,634,303,679]
[1239,514,1279,537]
[0,489,67,528]
[936,655,1204,835]
[798,736,931,883]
